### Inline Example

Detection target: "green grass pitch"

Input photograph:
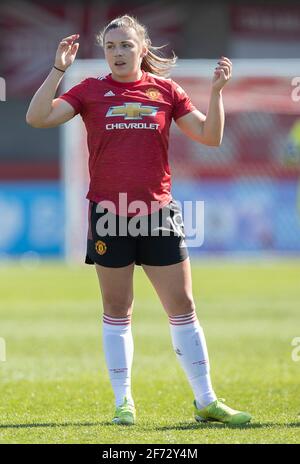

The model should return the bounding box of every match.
[0,259,299,444]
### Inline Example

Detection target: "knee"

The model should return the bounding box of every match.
[166,295,196,316]
[102,296,134,318]
[179,297,196,314]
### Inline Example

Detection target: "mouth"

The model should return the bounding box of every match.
[115,62,126,67]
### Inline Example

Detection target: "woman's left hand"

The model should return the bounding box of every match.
[212,56,232,91]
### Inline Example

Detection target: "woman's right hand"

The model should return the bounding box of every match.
[54,34,80,71]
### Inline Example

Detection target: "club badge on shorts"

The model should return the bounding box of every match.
[95,240,107,255]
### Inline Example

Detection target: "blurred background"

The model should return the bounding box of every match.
[0,0,300,261]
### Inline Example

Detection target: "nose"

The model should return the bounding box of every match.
[114,47,123,56]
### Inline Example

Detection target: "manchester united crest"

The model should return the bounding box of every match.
[95,240,107,255]
[145,88,161,100]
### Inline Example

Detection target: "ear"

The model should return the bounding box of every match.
[141,45,148,58]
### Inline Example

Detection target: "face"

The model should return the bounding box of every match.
[104,27,147,82]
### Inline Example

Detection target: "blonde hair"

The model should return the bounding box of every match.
[96,14,177,78]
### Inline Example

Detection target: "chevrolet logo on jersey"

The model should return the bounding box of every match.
[106,103,159,120]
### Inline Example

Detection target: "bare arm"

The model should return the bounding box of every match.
[26,34,80,128]
[175,57,232,146]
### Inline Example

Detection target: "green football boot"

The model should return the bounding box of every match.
[112,397,136,425]
[194,398,252,425]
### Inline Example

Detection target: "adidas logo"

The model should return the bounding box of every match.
[104,90,115,97]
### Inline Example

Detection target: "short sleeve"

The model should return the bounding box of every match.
[171,80,196,121]
[58,78,90,115]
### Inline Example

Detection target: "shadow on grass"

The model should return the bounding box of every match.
[0,421,299,430]
[151,422,300,431]
[0,421,114,429]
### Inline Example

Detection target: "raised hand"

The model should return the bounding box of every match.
[212,56,232,91]
[54,34,80,71]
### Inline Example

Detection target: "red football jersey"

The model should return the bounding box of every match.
[59,70,196,216]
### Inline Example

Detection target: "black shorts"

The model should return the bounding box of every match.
[85,199,188,268]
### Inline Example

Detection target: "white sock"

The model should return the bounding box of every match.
[169,311,217,409]
[102,314,134,407]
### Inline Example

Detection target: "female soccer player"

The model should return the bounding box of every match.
[26,15,251,426]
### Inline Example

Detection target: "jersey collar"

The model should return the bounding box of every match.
[105,70,147,88]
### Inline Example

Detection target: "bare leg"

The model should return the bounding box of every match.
[141,257,195,317]
[95,262,135,317]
